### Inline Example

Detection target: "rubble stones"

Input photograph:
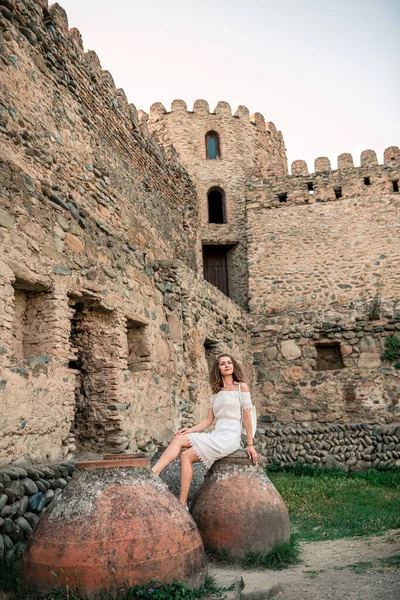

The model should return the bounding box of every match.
[0,462,75,554]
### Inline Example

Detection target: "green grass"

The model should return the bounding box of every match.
[303,569,325,578]
[266,463,400,542]
[241,535,301,570]
[0,562,230,600]
[207,534,300,571]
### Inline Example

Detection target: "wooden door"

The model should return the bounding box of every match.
[203,249,229,296]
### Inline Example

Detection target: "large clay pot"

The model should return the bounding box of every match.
[22,456,207,595]
[190,449,290,557]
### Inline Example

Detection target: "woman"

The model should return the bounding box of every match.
[152,354,258,507]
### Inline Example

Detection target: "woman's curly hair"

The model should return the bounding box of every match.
[209,353,245,394]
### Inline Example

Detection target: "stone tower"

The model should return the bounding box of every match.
[146,99,287,309]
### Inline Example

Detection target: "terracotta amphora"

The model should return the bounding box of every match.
[190,449,290,557]
[22,456,207,595]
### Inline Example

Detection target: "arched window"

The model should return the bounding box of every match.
[208,188,226,223]
[206,131,220,160]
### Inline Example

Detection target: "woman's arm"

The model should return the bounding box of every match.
[241,382,259,464]
[175,408,214,435]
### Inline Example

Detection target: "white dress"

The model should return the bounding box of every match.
[187,388,254,469]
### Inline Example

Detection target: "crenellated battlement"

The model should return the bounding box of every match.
[290,147,400,176]
[149,99,281,136]
[146,99,288,179]
[253,146,400,208]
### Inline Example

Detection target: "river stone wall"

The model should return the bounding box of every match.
[255,422,400,470]
[0,461,75,561]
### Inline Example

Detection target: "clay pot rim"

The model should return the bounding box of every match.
[76,458,150,470]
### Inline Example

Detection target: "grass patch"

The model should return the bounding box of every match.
[348,560,374,574]
[335,554,400,575]
[303,569,325,579]
[0,562,230,600]
[208,534,300,571]
[266,463,400,542]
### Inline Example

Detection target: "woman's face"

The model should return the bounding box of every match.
[218,356,234,376]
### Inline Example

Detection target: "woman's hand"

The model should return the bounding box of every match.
[246,445,259,465]
[175,428,191,436]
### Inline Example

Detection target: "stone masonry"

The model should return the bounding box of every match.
[0,0,251,466]
[0,0,399,478]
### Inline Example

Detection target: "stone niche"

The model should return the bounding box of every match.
[126,317,151,372]
[68,298,124,453]
[315,342,345,371]
[11,278,53,359]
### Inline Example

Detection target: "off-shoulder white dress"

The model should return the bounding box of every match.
[187,388,254,469]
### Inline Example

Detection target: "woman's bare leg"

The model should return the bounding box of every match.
[152,435,191,475]
[179,448,200,506]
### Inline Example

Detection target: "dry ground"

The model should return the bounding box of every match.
[209,529,400,600]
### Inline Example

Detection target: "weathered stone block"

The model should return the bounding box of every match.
[280,340,301,360]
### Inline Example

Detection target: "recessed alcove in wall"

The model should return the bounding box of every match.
[315,342,345,371]
[11,279,51,359]
[68,298,117,450]
[126,317,151,372]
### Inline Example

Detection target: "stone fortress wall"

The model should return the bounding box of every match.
[0,0,252,467]
[0,0,399,476]
[246,149,400,313]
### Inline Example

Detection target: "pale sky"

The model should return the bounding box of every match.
[60,0,399,172]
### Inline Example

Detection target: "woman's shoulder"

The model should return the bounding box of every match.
[215,381,249,393]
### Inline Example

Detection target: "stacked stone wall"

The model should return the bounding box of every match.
[0,461,75,561]
[246,154,400,313]
[255,422,400,470]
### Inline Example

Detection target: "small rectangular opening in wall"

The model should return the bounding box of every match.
[12,280,51,359]
[334,187,342,199]
[307,182,314,193]
[364,177,371,186]
[277,192,287,203]
[316,343,344,371]
[392,180,399,193]
[126,318,151,372]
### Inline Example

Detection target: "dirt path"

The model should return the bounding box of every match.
[209,529,400,600]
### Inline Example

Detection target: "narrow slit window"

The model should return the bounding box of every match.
[334,187,342,199]
[307,182,314,194]
[392,180,399,193]
[206,131,220,160]
[277,192,287,203]
[364,177,371,186]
